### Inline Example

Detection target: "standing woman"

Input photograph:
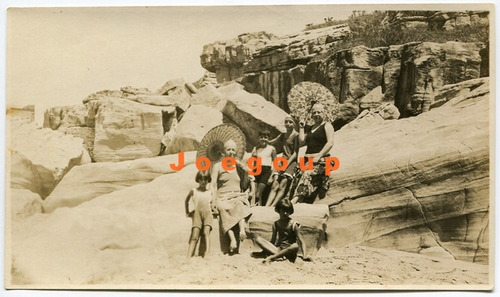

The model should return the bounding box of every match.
[291,103,335,204]
[211,139,252,254]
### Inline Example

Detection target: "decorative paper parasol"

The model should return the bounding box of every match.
[287,82,339,125]
[196,123,246,163]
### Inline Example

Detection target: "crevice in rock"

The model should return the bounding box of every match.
[472,208,489,263]
[405,186,457,260]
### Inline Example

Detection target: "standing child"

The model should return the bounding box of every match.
[253,198,312,263]
[185,171,215,258]
[266,116,299,207]
[251,130,277,206]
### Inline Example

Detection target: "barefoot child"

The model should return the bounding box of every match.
[253,198,312,263]
[266,116,299,207]
[185,171,216,258]
[251,130,276,206]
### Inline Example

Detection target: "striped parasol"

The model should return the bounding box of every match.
[196,123,246,164]
[287,81,339,125]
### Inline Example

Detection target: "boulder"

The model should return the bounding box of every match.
[12,164,199,285]
[165,105,223,154]
[9,124,89,198]
[157,78,186,95]
[248,204,329,257]
[42,152,197,213]
[57,127,95,161]
[219,89,288,150]
[359,86,384,110]
[9,188,43,220]
[193,71,218,89]
[332,101,360,131]
[43,105,87,130]
[395,42,482,116]
[323,78,490,263]
[92,98,165,162]
[342,102,400,130]
[431,78,488,109]
[189,84,227,109]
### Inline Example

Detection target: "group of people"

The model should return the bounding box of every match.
[184,103,335,263]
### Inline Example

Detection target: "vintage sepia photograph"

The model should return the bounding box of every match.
[3,1,495,292]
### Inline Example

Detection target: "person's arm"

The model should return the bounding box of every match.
[267,147,278,184]
[184,189,194,217]
[294,222,311,261]
[210,163,220,202]
[313,122,335,163]
[269,134,281,147]
[270,222,278,246]
[298,121,306,145]
[287,134,299,166]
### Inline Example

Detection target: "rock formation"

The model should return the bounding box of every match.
[165,105,223,154]
[322,78,490,264]
[9,122,90,198]
[43,151,197,213]
[217,83,289,150]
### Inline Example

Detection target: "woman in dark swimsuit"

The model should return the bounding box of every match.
[291,103,335,204]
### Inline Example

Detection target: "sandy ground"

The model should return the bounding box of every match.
[94,245,490,289]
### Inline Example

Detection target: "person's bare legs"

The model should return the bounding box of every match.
[266,176,280,206]
[202,225,212,257]
[263,243,299,264]
[270,178,290,207]
[255,182,267,206]
[253,235,279,255]
[187,227,201,258]
[227,229,237,253]
[238,218,247,241]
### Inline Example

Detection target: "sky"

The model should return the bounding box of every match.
[6,5,358,124]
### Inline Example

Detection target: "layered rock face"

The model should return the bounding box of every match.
[202,23,487,127]
[201,25,351,110]
[9,122,90,198]
[322,78,490,264]
[42,152,197,213]
[93,98,167,162]
[43,80,192,162]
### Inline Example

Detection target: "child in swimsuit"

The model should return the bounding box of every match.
[251,130,276,206]
[252,198,312,263]
[185,171,216,258]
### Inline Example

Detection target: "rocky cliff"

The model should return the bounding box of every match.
[201,12,488,127]
[323,78,490,264]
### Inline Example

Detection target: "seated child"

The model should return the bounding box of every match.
[252,198,312,263]
[185,170,216,258]
[266,116,299,207]
[251,130,276,206]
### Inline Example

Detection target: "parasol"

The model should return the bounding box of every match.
[196,123,246,164]
[287,82,339,126]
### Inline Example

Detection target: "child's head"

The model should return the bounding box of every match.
[275,198,294,216]
[195,170,212,185]
[259,130,271,145]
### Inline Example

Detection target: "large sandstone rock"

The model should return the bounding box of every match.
[92,98,166,162]
[218,88,288,150]
[9,123,90,198]
[43,105,87,130]
[42,151,197,213]
[395,42,482,116]
[323,78,489,263]
[12,164,199,285]
[10,188,43,220]
[342,102,400,130]
[165,105,223,154]
[248,204,329,257]
[189,84,227,109]
[201,25,350,107]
